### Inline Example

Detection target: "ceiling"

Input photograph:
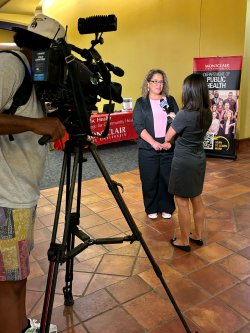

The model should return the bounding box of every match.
[0,0,41,16]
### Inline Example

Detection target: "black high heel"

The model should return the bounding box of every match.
[170,238,191,252]
[189,233,203,246]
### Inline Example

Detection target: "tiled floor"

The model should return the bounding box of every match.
[27,149,250,333]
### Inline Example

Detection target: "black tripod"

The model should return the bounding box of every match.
[40,134,193,333]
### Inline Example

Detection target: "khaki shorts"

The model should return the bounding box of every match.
[0,207,36,281]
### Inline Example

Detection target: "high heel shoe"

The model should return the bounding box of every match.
[189,233,203,246]
[170,238,191,252]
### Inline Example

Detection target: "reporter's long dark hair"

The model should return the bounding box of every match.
[182,73,211,129]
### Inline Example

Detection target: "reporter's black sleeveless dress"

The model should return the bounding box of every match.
[168,109,212,198]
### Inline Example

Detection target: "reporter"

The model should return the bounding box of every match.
[133,69,179,220]
[0,14,66,333]
[164,73,212,251]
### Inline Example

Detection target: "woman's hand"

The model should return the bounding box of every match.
[151,140,163,151]
[162,141,172,150]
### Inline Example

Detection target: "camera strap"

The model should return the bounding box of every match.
[1,51,32,115]
[1,51,32,141]
[0,50,32,141]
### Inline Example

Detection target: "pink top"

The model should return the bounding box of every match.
[150,98,168,138]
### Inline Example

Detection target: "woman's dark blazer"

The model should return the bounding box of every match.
[132,96,179,149]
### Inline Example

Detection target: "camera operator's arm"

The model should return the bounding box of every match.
[0,114,66,142]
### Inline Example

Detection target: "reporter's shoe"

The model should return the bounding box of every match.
[24,318,57,332]
[148,213,158,219]
[189,233,203,246]
[162,212,172,219]
[170,238,191,252]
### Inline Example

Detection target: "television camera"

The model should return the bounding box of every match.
[32,14,124,139]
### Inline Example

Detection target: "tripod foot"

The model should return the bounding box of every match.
[63,288,74,306]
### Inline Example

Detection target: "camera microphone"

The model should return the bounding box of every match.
[78,15,117,34]
[105,62,124,77]
[160,98,169,113]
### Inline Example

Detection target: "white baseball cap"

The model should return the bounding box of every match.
[12,14,66,42]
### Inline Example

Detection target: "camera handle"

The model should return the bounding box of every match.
[39,134,193,333]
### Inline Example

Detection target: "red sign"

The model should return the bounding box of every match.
[54,111,138,150]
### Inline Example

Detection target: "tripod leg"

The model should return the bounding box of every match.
[63,140,85,306]
[40,143,80,333]
[88,141,192,333]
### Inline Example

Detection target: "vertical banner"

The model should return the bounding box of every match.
[193,56,242,159]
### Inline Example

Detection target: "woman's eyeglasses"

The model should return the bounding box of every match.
[149,80,165,85]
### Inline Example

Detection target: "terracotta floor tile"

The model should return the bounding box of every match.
[36,204,56,217]
[133,256,153,275]
[239,227,250,239]
[148,316,205,333]
[211,195,250,211]
[218,283,250,320]
[84,307,144,333]
[238,246,250,259]
[139,262,183,288]
[218,234,250,251]
[95,207,124,220]
[206,230,236,244]
[53,270,93,296]
[185,298,247,333]
[106,275,152,303]
[188,264,239,295]
[138,238,173,260]
[85,222,122,239]
[236,324,250,332]
[169,253,208,274]
[62,324,88,333]
[73,289,118,321]
[72,256,102,273]
[85,199,117,214]
[157,277,210,311]
[96,254,136,276]
[206,217,237,233]
[85,273,126,295]
[217,254,250,280]
[38,212,65,227]
[80,193,104,205]
[124,291,176,330]
[194,242,233,263]
[49,304,80,332]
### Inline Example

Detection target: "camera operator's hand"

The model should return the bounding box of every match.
[32,117,66,142]
[0,114,65,141]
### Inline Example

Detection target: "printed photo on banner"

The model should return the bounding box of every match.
[193,56,242,159]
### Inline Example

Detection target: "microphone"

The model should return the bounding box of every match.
[105,62,124,77]
[160,98,169,113]
[78,15,117,35]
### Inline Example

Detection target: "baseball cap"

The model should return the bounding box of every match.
[12,14,66,42]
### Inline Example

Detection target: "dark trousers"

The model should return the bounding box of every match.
[138,148,175,214]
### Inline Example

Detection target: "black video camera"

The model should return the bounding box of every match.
[32,15,123,136]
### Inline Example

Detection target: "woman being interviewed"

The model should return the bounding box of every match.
[163,73,212,251]
[133,69,179,220]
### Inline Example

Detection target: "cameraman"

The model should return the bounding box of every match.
[0,14,66,333]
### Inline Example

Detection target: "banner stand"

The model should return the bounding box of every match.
[193,56,242,160]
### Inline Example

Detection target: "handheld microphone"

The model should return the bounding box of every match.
[105,62,124,77]
[160,98,169,113]
[78,15,117,35]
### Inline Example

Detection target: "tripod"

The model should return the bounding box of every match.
[40,134,193,333]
